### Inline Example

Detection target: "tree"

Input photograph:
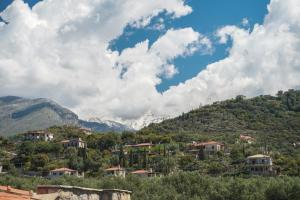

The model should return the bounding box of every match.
[31,154,49,170]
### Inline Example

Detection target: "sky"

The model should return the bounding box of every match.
[0,0,299,129]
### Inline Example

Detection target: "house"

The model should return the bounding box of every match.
[34,185,131,200]
[79,127,92,135]
[246,154,273,175]
[130,169,158,177]
[61,138,86,148]
[188,141,224,154]
[240,134,255,144]
[293,142,300,148]
[23,130,54,141]
[105,166,126,178]
[48,168,84,179]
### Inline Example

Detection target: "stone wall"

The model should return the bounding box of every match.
[35,185,131,200]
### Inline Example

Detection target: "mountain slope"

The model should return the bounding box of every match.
[139,89,300,136]
[0,96,132,136]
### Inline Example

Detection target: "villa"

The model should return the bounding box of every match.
[48,168,84,178]
[105,166,126,178]
[61,138,86,148]
[23,130,54,141]
[246,154,273,175]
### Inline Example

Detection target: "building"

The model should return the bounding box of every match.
[48,168,84,179]
[61,138,86,148]
[0,185,132,200]
[79,127,92,135]
[23,130,54,141]
[105,166,126,178]
[125,143,154,149]
[246,154,273,175]
[188,141,224,154]
[293,142,300,148]
[130,169,158,177]
[34,185,131,200]
[0,185,37,200]
[239,134,255,144]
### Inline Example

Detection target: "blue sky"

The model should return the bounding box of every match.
[110,0,270,92]
[0,0,270,92]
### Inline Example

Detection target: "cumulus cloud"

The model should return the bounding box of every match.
[159,0,300,118]
[0,0,299,129]
[0,0,205,126]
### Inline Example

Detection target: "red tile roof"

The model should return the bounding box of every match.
[0,186,34,200]
[240,134,255,141]
[130,170,149,174]
[50,168,76,172]
[105,166,124,171]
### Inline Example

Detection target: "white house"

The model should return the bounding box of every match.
[48,168,84,178]
[105,166,126,178]
[23,130,54,141]
[61,138,86,149]
[246,154,273,175]
[189,141,224,154]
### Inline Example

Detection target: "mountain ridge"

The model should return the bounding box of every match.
[0,96,132,136]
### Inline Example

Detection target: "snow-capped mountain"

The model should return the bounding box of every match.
[127,113,171,130]
[86,117,134,132]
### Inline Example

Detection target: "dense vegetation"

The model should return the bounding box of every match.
[140,89,300,135]
[0,173,300,200]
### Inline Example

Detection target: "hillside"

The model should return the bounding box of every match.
[0,96,132,136]
[140,89,300,138]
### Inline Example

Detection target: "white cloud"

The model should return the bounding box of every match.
[158,0,300,118]
[0,0,205,127]
[0,0,299,129]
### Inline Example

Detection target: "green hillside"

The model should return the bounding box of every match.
[140,89,300,143]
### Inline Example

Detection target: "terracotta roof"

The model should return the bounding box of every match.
[126,143,153,148]
[130,170,149,174]
[105,166,124,171]
[50,168,76,172]
[0,186,35,200]
[240,135,254,140]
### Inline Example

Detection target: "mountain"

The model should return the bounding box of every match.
[0,96,132,136]
[139,89,300,137]
[82,117,134,132]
